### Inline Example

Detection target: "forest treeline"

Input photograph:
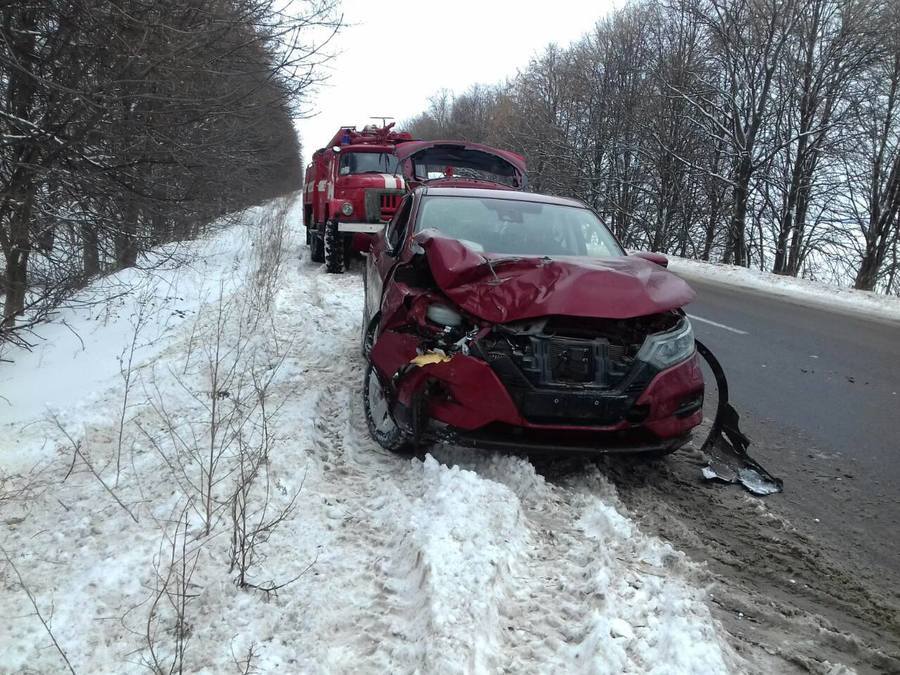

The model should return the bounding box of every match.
[1,0,340,345]
[404,0,900,294]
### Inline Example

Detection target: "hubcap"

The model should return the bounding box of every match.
[367,368,396,435]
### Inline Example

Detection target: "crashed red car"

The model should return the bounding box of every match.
[361,187,704,455]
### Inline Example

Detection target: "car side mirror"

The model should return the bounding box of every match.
[632,251,669,268]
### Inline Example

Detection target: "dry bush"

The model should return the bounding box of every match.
[142,503,200,675]
[248,196,294,317]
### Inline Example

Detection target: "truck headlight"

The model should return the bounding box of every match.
[635,317,694,370]
[341,202,353,216]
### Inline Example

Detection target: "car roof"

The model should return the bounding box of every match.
[419,186,587,209]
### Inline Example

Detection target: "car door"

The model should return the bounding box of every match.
[365,194,414,325]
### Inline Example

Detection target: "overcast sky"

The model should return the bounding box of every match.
[297,0,617,165]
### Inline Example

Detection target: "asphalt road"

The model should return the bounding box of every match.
[682,274,900,582]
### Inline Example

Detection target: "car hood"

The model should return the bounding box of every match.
[415,233,695,323]
[395,140,526,187]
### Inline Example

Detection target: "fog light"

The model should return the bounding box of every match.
[341,202,353,216]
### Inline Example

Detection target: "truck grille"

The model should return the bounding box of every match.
[364,189,404,223]
[380,193,401,221]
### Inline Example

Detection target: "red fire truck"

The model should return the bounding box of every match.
[303,124,527,273]
[303,124,413,273]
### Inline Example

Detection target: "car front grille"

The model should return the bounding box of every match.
[478,333,638,389]
[475,331,656,426]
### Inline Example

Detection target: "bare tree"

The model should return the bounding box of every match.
[400,0,900,294]
[849,3,900,290]
[770,0,882,275]
[1,0,342,347]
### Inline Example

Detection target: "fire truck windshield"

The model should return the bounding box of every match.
[339,152,400,175]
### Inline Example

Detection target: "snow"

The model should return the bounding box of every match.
[1,197,751,673]
[666,255,900,323]
[0,209,265,427]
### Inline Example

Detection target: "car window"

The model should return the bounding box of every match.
[576,215,619,257]
[415,196,623,258]
[387,196,413,252]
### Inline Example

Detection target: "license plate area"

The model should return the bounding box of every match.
[549,342,595,383]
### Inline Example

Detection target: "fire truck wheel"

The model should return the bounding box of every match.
[310,228,325,263]
[324,220,345,274]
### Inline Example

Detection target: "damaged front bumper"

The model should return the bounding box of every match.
[423,421,691,455]
[369,330,784,495]
[370,330,704,454]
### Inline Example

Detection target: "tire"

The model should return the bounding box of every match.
[343,235,354,269]
[363,363,412,453]
[324,219,345,274]
[361,311,378,359]
[310,225,325,263]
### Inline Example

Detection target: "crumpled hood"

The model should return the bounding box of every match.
[416,233,695,323]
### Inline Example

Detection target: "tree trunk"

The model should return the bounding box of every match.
[2,248,29,328]
[82,222,100,277]
[786,173,812,276]
[773,143,806,274]
[115,201,139,269]
[855,153,900,290]
[1,6,38,326]
[728,161,751,267]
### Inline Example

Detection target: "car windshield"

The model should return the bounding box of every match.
[339,152,400,175]
[415,195,624,258]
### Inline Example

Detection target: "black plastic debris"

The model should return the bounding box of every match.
[696,340,784,496]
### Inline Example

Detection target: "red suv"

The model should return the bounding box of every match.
[361,187,704,455]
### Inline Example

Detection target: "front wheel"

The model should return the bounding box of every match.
[324,220,345,274]
[363,364,412,453]
[309,226,325,263]
[361,310,378,359]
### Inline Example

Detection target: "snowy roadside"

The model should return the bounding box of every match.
[2,197,744,673]
[666,255,900,323]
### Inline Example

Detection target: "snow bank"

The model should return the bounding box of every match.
[1,197,744,674]
[667,255,900,323]
[430,449,735,674]
[0,203,275,430]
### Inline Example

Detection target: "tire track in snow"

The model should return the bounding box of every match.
[430,449,737,674]
[286,256,436,671]
[307,341,525,673]
[288,258,527,673]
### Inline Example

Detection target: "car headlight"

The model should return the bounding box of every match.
[341,202,353,216]
[426,303,463,327]
[635,317,694,370]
